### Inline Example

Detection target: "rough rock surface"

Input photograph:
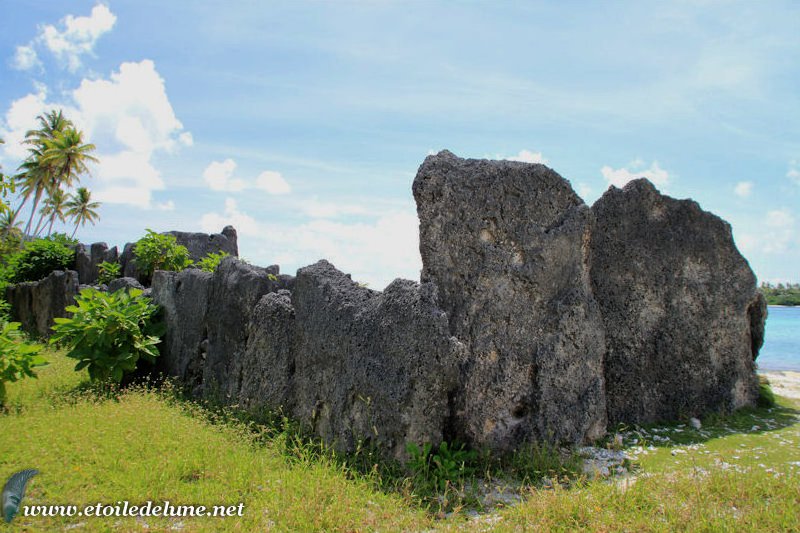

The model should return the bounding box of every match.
[239,261,463,459]
[590,179,764,425]
[152,258,462,460]
[151,257,286,398]
[120,227,238,284]
[6,270,79,337]
[166,225,238,262]
[108,277,145,293]
[413,150,607,449]
[74,242,119,285]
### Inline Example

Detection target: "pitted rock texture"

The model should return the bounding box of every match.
[151,257,285,398]
[413,150,607,449]
[152,258,462,460]
[166,225,238,262]
[6,270,79,337]
[590,179,764,425]
[107,277,145,293]
[74,242,118,285]
[120,227,238,285]
[240,260,463,460]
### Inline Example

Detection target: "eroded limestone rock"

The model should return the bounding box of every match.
[413,150,607,449]
[590,179,764,425]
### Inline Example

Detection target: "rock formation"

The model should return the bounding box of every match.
[5,270,79,337]
[120,227,238,284]
[413,150,607,450]
[74,242,119,285]
[5,152,767,461]
[151,258,462,460]
[589,179,765,425]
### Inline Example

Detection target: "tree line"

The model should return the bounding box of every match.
[760,282,800,306]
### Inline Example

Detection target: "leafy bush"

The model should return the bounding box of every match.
[97,261,121,285]
[3,238,75,283]
[0,321,46,406]
[406,441,477,493]
[196,251,230,272]
[133,230,192,281]
[50,288,163,383]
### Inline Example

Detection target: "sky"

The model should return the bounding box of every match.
[1,1,798,288]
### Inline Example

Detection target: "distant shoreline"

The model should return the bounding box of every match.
[760,370,800,400]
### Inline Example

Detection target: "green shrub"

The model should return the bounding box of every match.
[406,441,477,493]
[97,261,121,285]
[133,230,192,281]
[196,251,230,272]
[0,321,46,406]
[50,288,163,383]
[3,238,75,283]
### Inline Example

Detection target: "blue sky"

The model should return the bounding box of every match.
[1,1,798,288]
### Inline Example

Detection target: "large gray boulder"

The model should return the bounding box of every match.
[74,242,119,285]
[237,260,463,460]
[166,225,238,262]
[5,270,79,338]
[413,150,607,450]
[107,277,144,293]
[152,258,462,461]
[151,257,287,400]
[120,226,238,285]
[590,179,764,425]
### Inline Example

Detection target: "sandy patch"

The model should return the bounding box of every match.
[760,371,800,400]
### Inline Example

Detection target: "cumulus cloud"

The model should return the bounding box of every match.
[0,60,192,208]
[256,170,291,195]
[301,198,370,218]
[601,160,669,188]
[38,3,116,71]
[763,209,796,254]
[503,149,548,164]
[203,159,246,192]
[0,85,50,161]
[12,45,41,71]
[200,198,259,236]
[734,181,753,198]
[198,195,421,289]
[156,200,175,211]
[788,161,800,186]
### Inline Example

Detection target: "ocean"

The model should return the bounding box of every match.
[757,306,800,372]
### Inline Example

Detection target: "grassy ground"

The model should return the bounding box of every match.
[1,350,798,531]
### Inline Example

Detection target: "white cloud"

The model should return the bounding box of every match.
[12,45,40,71]
[301,197,370,218]
[256,170,291,195]
[788,161,800,186]
[0,86,50,160]
[203,159,246,192]
[39,3,116,71]
[0,60,191,208]
[576,182,592,200]
[505,149,548,164]
[763,209,795,254]
[734,181,753,198]
[200,198,259,236]
[601,160,669,188]
[157,200,175,211]
[198,195,421,289]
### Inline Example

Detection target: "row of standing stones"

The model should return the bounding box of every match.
[6,151,766,462]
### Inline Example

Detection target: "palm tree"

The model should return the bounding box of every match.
[17,110,73,236]
[0,210,22,239]
[39,187,68,237]
[64,187,100,239]
[31,127,97,237]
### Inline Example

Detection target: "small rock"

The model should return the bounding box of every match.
[690,417,702,429]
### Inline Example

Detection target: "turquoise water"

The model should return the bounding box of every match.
[757,306,800,371]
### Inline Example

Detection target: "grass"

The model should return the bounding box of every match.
[1,349,799,531]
